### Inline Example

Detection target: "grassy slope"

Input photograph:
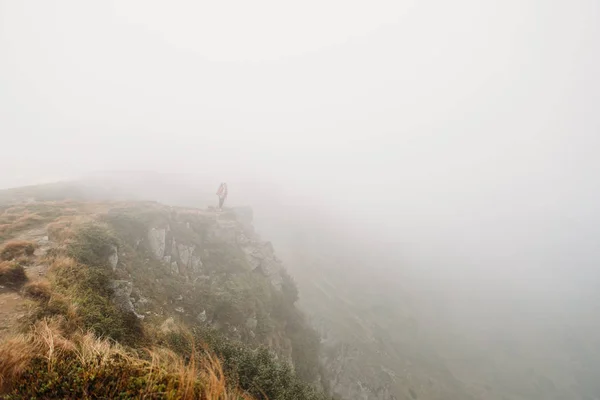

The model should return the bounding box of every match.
[0,200,330,400]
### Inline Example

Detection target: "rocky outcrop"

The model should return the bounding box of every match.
[203,210,284,289]
[110,280,143,319]
[177,243,202,273]
[148,228,166,259]
[208,220,238,243]
[107,245,118,271]
[197,310,207,323]
[177,243,193,267]
[147,228,204,278]
[240,240,283,289]
[170,261,179,275]
[143,208,284,288]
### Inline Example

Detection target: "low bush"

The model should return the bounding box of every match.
[0,240,36,261]
[0,261,27,287]
[22,280,52,301]
[152,325,329,400]
[198,330,329,400]
[67,223,119,267]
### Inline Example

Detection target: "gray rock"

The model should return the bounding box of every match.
[190,254,203,273]
[170,261,179,275]
[261,259,283,289]
[239,240,283,289]
[246,316,258,330]
[175,307,185,313]
[110,280,133,310]
[148,228,166,259]
[177,243,194,267]
[107,245,118,271]
[171,238,178,258]
[109,280,143,319]
[242,246,263,270]
[208,220,238,243]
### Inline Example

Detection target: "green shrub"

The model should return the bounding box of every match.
[67,223,118,267]
[199,329,329,400]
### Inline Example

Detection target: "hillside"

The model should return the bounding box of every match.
[0,177,483,400]
[0,199,329,399]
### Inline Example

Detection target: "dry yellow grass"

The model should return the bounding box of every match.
[46,215,93,243]
[0,240,36,261]
[46,218,76,243]
[0,261,27,287]
[22,280,52,301]
[0,319,256,399]
[47,254,78,274]
[0,212,45,237]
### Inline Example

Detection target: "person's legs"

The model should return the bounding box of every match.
[219,197,225,209]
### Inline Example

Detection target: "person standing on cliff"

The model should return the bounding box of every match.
[216,182,228,211]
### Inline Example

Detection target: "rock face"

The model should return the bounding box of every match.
[190,254,202,273]
[107,245,119,271]
[177,243,193,267]
[148,228,166,259]
[144,208,284,289]
[170,261,179,275]
[205,212,284,289]
[89,203,324,395]
[146,228,205,278]
[176,243,202,273]
[240,240,283,289]
[109,280,143,319]
[197,310,207,323]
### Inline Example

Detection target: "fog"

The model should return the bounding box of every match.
[2,1,600,397]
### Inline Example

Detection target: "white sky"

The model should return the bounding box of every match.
[113,1,412,61]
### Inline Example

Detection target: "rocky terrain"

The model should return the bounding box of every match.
[0,199,327,399]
